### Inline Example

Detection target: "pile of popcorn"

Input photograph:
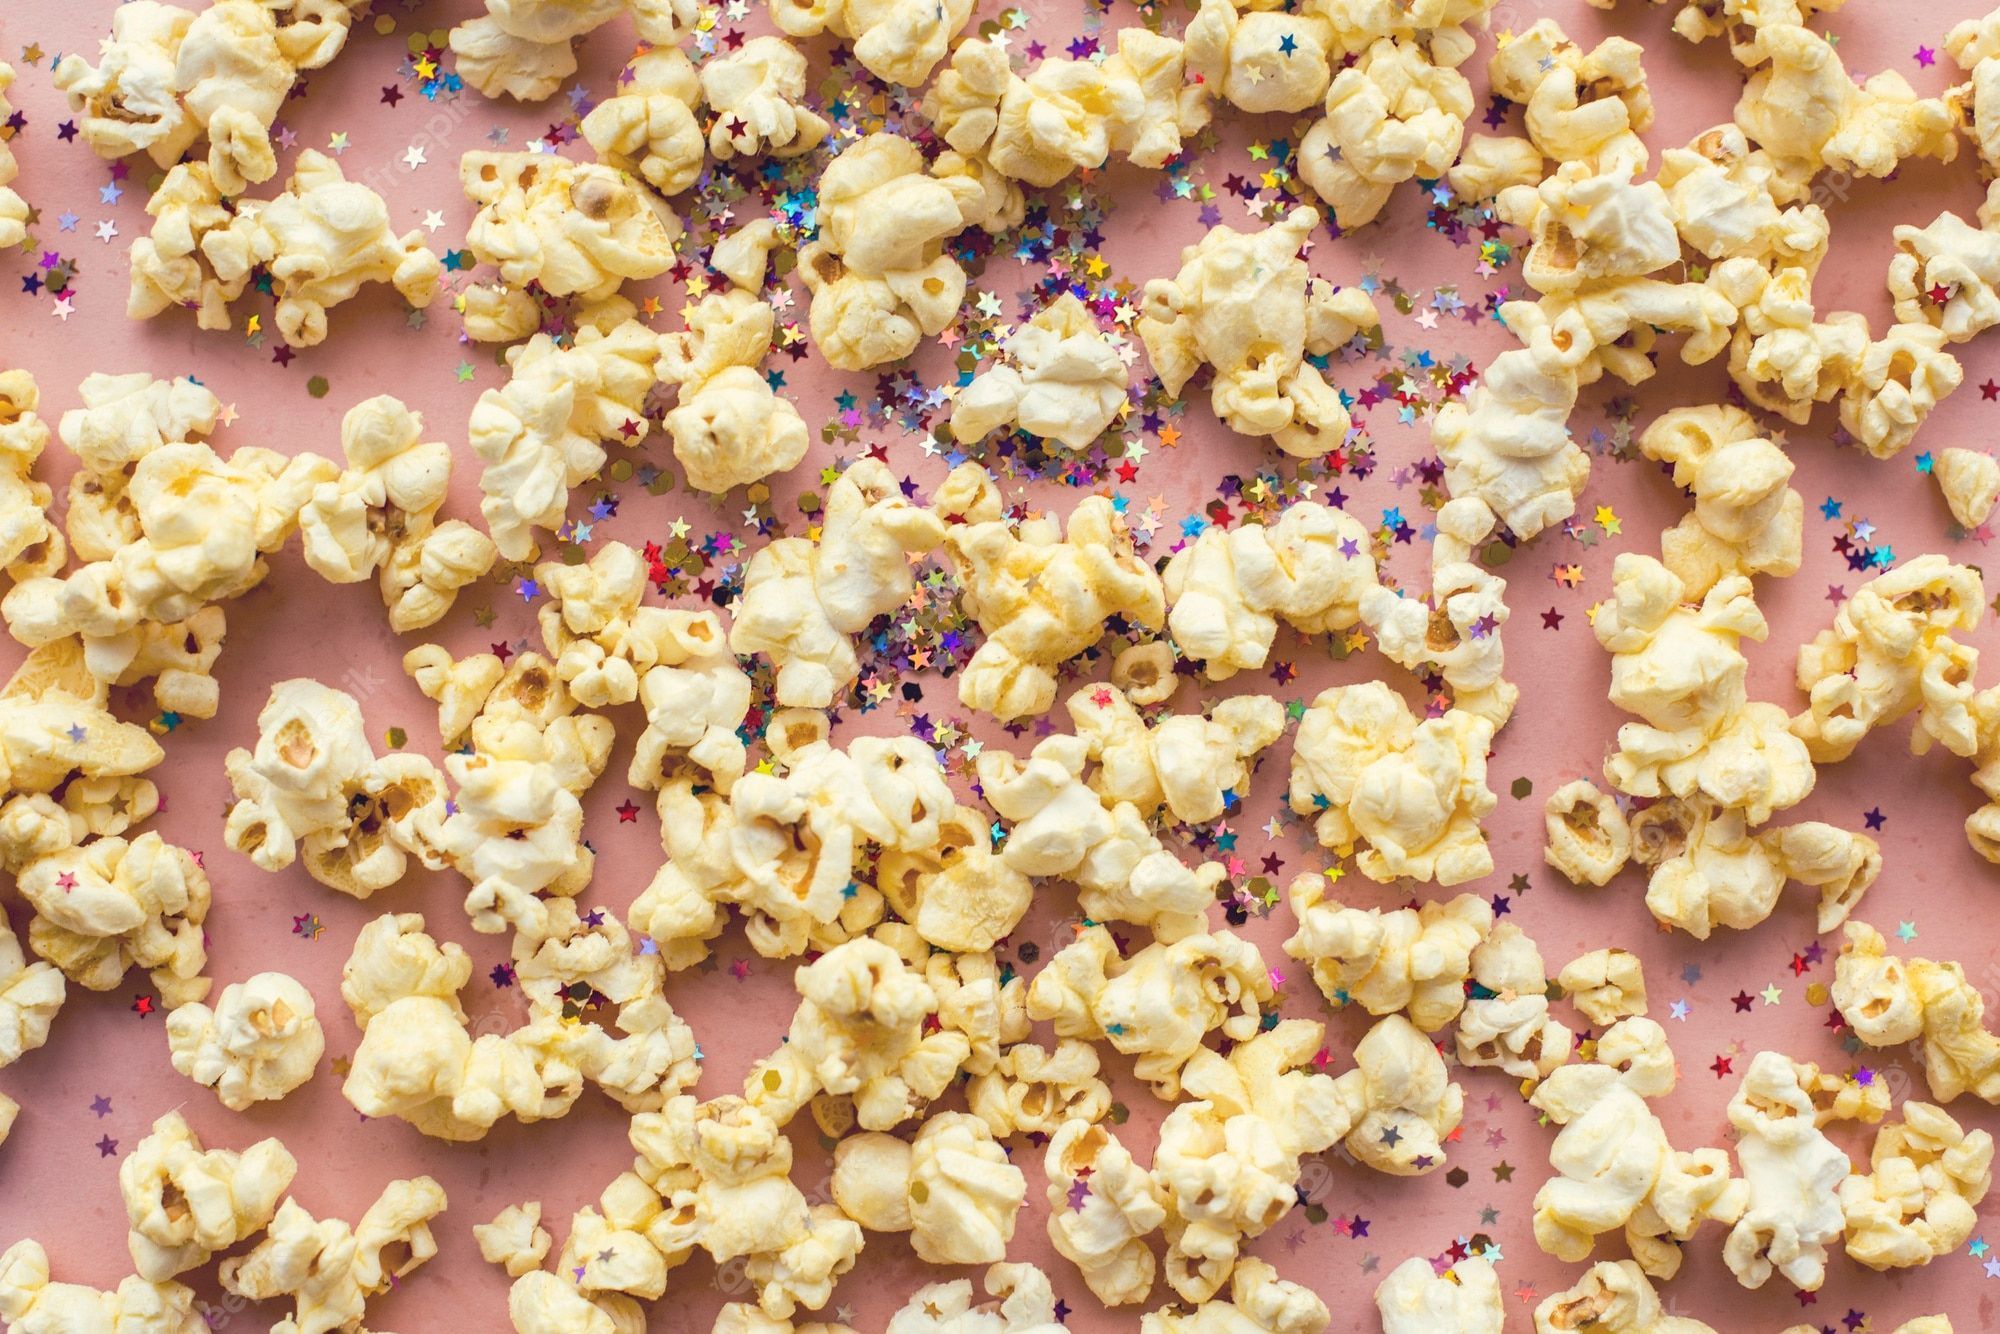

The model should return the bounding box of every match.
[4,0,2000,1329]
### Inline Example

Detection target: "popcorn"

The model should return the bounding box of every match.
[928,39,1124,187]
[1154,1020,1347,1300]
[1289,683,1497,885]
[1934,448,2000,528]
[56,369,219,481]
[948,487,1164,720]
[713,218,787,292]
[1044,1119,1166,1306]
[658,289,809,494]
[843,1113,1026,1264]
[980,736,1220,941]
[1889,200,2000,345]
[1839,1100,1993,1270]
[1330,1014,1462,1175]
[1638,406,1803,594]
[1185,0,1332,115]
[770,0,970,86]
[1456,923,1574,1079]
[1631,797,1880,939]
[1559,948,1649,1026]
[475,1202,552,1277]
[1719,263,1868,423]
[1138,206,1381,457]
[1430,349,1585,544]
[878,809,1032,954]
[1794,555,1983,763]
[1543,780,1632,886]
[1446,134,1545,201]
[1282,878,1490,1030]
[513,1274,647,1333]
[17,831,211,1008]
[1837,322,1964,459]
[1375,1255,1502,1334]
[0,1094,13,1147]
[579,47,705,196]
[1723,1051,1850,1290]
[1300,37,1474,229]
[165,971,324,1110]
[0,383,59,598]
[1138,1257,1329,1334]
[220,1176,447,1332]
[1359,559,1516,726]
[731,459,944,707]
[118,1111,295,1281]
[799,135,1008,369]
[300,395,496,632]
[1658,124,1829,264]
[1532,1260,1715,1334]
[56,1,361,196]
[0,1238,202,1334]
[224,679,448,898]
[1027,926,1272,1098]
[703,36,831,161]
[131,151,443,346]
[1950,9,2000,172]
[0,911,63,1069]
[1832,920,2000,1104]
[450,0,697,102]
[1487,20,1652,170]
[966,1038,1109,1139]
[1066,684,1283,825]
[461,151,679,341]
[952,295,1127,451]
[1532,1018,1740,1278]
[469,318,663,559]
[536,541,715,709]
[884,1263,1064,1332]
[1101,29,1211,168]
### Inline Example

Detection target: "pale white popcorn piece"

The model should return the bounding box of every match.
[1185,0,1332,115]
[1839,1100,1993,1270]
[461,150,679,343]
[0,643,163,860]
[928,39,1126,187]
[1559,949,1648,1026]
[17,831,211,1008]
[1066,683,1283,825]
[1795,555,1983,763]
[1374,1255,1502,1334]
[952,295,1127,451]
[1501,161,1678,297]
[1532,1018,1740,1279]
[0,372,62,591]
[1718,262,1867,423]
[967,1039,1109,1140]
[469,318,662,559]
[578,47,705,196]
[703,36,830,162]
[1154,1020,1348,1301]
[1300,37,1473,230]
[0,911,64,1069]
[56,370,219,481]
[713,218,786,292]
[1282,878,1489,1030]
[1488,20,1652,170]
[536,541,718,710]
[476,1202,552,1277]
[0,1238,203,1333]
[1658,124,1829,265]
[1446,133,1544,201]
[1951,10,2000,172]
[1101,29,1210,169]
[1431,348,1584,543]
[1723,1051,1850,1290]
[450,0,697,102]
[838,1113,1026,1264]
[1330,1014,1461,1176]
[1543,780,1631,886]
[220,1176,447,1332]
[0,1093,14,1146]
[1138,206,1380,458]
[1889,197,2000,345]
[1632,797,1879,939]
[770,0,968,85]
[799,134,1010,369]
[878,810,1032,954]
[1138,1257,1329,1333]
[1043,1119,1165,1306]
[118,1110,295,1281]
[513,1272,648,1333]
[165,971,324,1109]
[1639,406,1802,595]
[1028,926,1272,1099]
[224,679,448,898]
[884,1262,1065,1333]
[1935,448,2000,529]
[1832,920,2000,1104]
[1162,501,1378,681]
[300,395,495,632]
[1360,559,1516,726]
[1838,322,1964,459]
[1456,923,1573,1079]
[731,458,944,706]
[658,288,807,494]
[1289,683,1497,885]
[1532,1260,1716,1334]
[56,0,361,196]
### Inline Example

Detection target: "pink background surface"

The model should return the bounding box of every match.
[3,0,2000,1328]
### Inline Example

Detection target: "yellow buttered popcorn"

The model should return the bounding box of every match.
[0,1238,203,1334]
[952,295,1129,451]
[1657,124,1828,266]
[1455,923,1574,1079]
[1044,1118,1167,1307]
[0,910,63,1072]
[1027,926,1272,1099]
[1952,9,2000,172]
[878,809,1032,955]
[884,1263,1066,1333]
[1558,948,1648,1027]
[1447,133,1545,201]
[579,47,705,196]
[731,459,945,708]
[1282,877,1490,1031]
[1153,1021,1348,1302]
[1840,1100,1993,1270]
[658,288,808,495]
[450,0,697,102]
[1185,0,1331,114]
[1374,1255,1501,1334]
[1639,406,1802,595]
[1139,206,1380,458]
[1933,447,2000,529]
[1839,322,1964,459]
[769,0,967,85]
[474,1201,551,1278]
[164,971,324,1110]
[1488,19,1652,171]
[1500,161,1680,298]
[220,1176,447,1333]
[1066,683,1284,826]
[0,373,64,591]
[1722,1051,1850,1291]
[830,1113,1026,1265]
[1289,683,1497,885]
[1140,1257,1329,1333]
[118,1111,294,1282]
[1832,920,2000,1104]
[1300,36,1473,230]
[928,39,1129,188]
[17,830,210,1009]
[967,1039,1110,1139]
[1532,1259,1716,1334]
[1330,1014,1462,1176]
[1629,797,1879,939]
[1543,779,1632,886]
